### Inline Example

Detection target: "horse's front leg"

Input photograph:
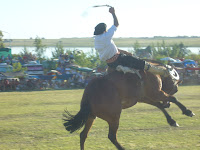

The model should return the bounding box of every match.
[145,89,195,118]
[144,101,179,127]
[169,96,195,117]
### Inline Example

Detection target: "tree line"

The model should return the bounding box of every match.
[9,37,200,70]
[1,32,200,71]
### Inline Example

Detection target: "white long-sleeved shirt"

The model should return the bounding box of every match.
[94,25,118,61]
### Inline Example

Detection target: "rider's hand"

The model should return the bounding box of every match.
[109,7,115,14]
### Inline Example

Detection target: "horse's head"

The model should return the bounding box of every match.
[162,73,182,95]
[145,60,181,95]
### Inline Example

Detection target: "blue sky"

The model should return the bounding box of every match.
[1,0,200,39]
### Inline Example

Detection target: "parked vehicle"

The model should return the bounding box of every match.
[23,61,44,75]
[0,63,13,73]
[0,72,7,80]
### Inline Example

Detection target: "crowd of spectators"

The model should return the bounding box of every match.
[0,53,37,66]
[0,71,99,92]
[0,51,103,92]
[0,78,19,91]
[56,53,74,74]
[0,54,12,65]
[17,54,37,65]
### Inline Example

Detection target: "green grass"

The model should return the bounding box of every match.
[0,86,200,150]
[5,37,200,47]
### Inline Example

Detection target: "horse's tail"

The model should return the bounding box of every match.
[63,97,91,133]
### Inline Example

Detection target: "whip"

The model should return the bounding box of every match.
[81,5,112,18]
[93,5,112,8]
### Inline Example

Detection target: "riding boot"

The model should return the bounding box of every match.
[144,62,170,77]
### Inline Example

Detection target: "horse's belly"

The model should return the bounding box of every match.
[121,97,137,109]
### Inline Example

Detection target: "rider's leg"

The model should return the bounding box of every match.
[144,62,169,77]
[107,53,170,77]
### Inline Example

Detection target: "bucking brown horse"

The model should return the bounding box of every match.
[63,60,195,150]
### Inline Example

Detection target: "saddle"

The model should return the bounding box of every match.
[114,63,180,81]
[115,65,142,79]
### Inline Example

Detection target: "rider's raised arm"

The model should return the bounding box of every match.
[109,7,119,27]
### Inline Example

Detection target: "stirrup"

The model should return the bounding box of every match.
[164,65,180,81]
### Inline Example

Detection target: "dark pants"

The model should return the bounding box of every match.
[107,53,145,70]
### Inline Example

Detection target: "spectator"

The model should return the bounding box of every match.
[1,55,5,62]
[84,75,90,87]
[10,79,16,90]
[8,54,12,61]
[0,80,5,91]
[65,53,69,61]
[3,79,10,91]
[15,79,19,88]
[69,52,74,60]
[65,69,71,74]
[5,57,11,65]
[60,66,65,74]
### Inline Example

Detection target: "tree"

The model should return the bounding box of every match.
[52,41,65,59]
[34,36,46,59]
[133,41,141,54]
[148,40,191,59]
[12,62,27,72]
[177,43,191,58]
[19,46,36,63]
[67,48,106,69]
[86,49,105,69]
[185,54,200,65]
[170,44,180,58]
[0,30,5,48]
[73,51,95,68]
[20,46,30,56]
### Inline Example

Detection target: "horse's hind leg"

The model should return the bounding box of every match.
[108,120,125,150]
[80,115,95,150]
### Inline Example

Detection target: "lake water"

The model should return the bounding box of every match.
[10,46,200,58]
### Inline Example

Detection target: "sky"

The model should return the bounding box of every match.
[1,0,200,39]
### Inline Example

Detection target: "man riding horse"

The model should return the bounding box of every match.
[94,7,170,77]
[62,8,195,150]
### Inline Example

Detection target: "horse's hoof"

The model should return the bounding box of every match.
[171,122,179,127]
[168,119,179,127]
[190,112,195,117]
[183,109,195,117]
[170,121,179,127]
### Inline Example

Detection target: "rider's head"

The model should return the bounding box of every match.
[94,23,107,35]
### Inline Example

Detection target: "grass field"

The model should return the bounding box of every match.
[5,37,200,47]
[0,85,200,150]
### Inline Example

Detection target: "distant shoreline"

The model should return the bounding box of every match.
[4,37,200,47]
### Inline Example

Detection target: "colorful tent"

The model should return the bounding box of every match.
[160,57,176,62]
[183,59,197,67]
